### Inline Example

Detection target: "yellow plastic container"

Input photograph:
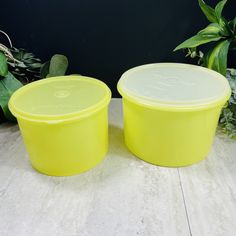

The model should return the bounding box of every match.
[9,76,111,176]
[118,63,231,167]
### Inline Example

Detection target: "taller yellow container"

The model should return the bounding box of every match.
[118,63,231,167]
[9,76,111,176]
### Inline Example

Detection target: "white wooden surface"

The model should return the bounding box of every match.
[0,98,235,236]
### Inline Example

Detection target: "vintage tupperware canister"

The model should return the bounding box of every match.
[118,63,231,167]
[9,76,111,176]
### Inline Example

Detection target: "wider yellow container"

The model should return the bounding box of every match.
[118,63,231,167]
[9,76,111,176]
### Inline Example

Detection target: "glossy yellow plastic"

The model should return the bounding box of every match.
[9,76,111,176]
[118,63,231,167]
[122,98,224,166]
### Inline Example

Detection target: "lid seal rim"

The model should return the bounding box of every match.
[9,76,111,122]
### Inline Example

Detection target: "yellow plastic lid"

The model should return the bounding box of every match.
[118,63,231,110]
[9,76,111,122]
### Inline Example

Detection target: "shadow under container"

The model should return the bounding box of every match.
[118,63,231,167]
[9,76,111,176]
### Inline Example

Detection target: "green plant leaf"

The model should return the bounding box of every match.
[198,23,221,35]
[229,17,236,34]
[48,54,68,77]
[207,40,230,75]
[0,43,15,62]
[200,21,230,37]
[201,48,213,67]
[174,34,221,51]
[219,19,231,37]
[198,0,217,23]
[0,52,8,77]
[215,0,227,21]
[214,0,231,36]
[40,61,50,78]
[226,69,236,92]
[0,72,22,121]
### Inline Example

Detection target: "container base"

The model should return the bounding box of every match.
[30,153,108,177]
[125,142,209,167]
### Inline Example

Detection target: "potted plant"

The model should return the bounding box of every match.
[174,0,236,139]
[0,30,69,122]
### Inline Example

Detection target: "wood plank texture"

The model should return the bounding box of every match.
[178,135,236,236]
